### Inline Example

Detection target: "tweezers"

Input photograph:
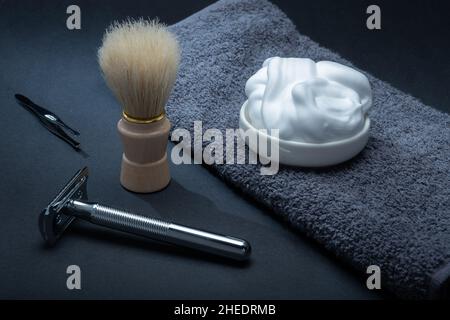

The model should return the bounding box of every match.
[15,94,80,150]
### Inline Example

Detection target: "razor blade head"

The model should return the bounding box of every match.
[39,167,89,245]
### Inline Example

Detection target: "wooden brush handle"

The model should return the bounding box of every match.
[117,117,171,193]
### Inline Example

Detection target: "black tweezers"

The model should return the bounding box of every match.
[15,94,80,150]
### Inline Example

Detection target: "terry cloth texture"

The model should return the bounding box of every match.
[168,0,450,299]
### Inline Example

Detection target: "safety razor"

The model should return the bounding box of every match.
[39,167,251,261]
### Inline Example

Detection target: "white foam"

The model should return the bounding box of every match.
[244,57,372,143]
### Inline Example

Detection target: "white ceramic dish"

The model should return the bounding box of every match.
[239,101,370,167]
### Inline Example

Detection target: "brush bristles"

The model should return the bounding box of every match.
[98,19,180,120]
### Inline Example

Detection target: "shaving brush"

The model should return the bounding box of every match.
[98,19,180,193]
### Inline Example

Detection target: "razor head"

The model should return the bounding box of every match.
[39,167,89,246]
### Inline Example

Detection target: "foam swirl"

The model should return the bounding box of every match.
[244,57,372,143]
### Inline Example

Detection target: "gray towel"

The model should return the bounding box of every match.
[168,0,450,299]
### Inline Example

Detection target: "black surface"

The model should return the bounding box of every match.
[272,0,450,114]
[0,0,448,299]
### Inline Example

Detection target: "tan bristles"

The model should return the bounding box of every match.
[98,18,180,120]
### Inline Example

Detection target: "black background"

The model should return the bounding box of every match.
[0,0,448,299]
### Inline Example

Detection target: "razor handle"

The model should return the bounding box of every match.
[67,200,251,261]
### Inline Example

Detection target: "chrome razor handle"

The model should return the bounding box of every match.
[68,200,251,261]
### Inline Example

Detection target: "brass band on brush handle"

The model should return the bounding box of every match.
[117,115,171,193]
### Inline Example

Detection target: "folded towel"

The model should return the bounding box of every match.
[168,0,450,299]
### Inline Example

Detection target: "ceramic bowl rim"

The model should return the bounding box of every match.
[239,101,371,149]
